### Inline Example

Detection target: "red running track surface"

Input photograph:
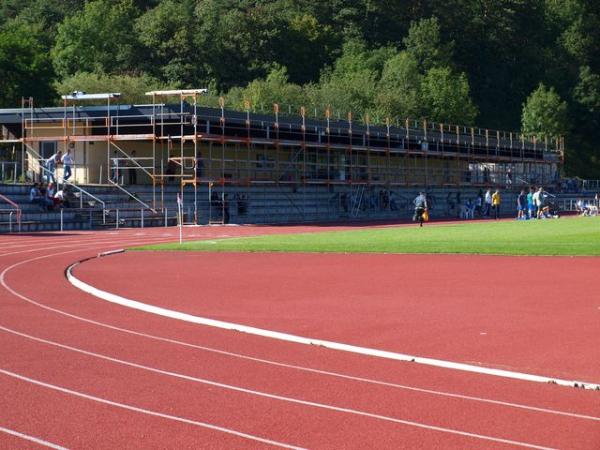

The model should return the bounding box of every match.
[0,226,599,449]
[74,252,600,382]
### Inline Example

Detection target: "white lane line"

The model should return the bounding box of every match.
[67,260,600,391]
[0,325,565,449]
[0,235,144,258]
[0,369,304,450]
[0,426,69,450]
[2,245,599,423]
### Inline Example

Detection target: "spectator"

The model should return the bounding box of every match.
[517,189,527,220]
[45,151,62,183]
[475,189,483,217]
[527,187,535,219]
[128,150,138,185]
[59,185,78,208]
[111,150,120,183]
[62,148,74,182]
[29,183,46,211]
[413,191,428,227]
[46,182,58,210]
[492,189,501,219]
[461,199,474,219]
[506,168,513,188]
[533,187,545,219]
[483,189,493,217]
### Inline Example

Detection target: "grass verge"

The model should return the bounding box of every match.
[133,217,600,256]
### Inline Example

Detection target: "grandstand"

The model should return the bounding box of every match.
[0,91,566,230]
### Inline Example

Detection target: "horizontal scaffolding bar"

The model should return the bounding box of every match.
[145,89,208,96]
[62,92,121,100]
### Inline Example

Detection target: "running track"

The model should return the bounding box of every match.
[0,226,599,449]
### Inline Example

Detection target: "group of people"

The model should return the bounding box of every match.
[575,194,599,216]
[459,189,502,219]
[516,186,556,219]
[29,182,75,211]
[45,148,74,184]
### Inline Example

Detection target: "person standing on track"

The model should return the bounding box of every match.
[413,191,428,227]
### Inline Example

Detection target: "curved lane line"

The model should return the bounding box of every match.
[0,325,564,449]
[0,369,304,450]
[67,257,600,391]
[2,239,598,422]
[0,426,68,450]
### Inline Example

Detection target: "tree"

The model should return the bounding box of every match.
[226,66,305,112]
[135,0,200,85]
[420,67,478,124]
[0,21,56,106]
[403,17,452,73]
[574,66,600,113]
[52,0,142,78]
[313,40,382,118]
[375,51,422,120]
[521,83,568,139]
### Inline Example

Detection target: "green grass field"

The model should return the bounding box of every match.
[135,217,600,256]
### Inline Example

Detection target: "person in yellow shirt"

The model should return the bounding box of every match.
[492,189,501,219]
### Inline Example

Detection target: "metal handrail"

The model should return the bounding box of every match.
[107,178,155,212]
[0,193,21,232]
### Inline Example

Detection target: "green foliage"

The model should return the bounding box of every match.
[0,21,55,106]
[521,83,568,139]
[420,67,478,124]
[52,0,142,77]
[403,17,453,73]
[375,52,422,120]
[54,72,169,105]
[574,66,600,113]
[226,66,305,113]
[135,0,200,85]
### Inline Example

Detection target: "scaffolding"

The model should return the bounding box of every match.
[10,93,564,224]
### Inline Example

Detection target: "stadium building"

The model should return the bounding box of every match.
[0,91,564,228]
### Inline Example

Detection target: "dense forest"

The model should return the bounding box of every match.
[0,0,599,176]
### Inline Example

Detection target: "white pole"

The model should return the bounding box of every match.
[164,208,168,227]
[60,209,64,232]
[141,209,144,228]
[8,212,12,233]
[179,203,183,244]
[116,209,119,229]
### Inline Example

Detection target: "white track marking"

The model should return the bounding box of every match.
[67,260,600,391]
[0,364,558,450]
[1,243,599,424]
[0,369,304,450]
[0,235,149,258]
[2,323,596,422]
[0,326,571,450]
[0,426,68,450]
